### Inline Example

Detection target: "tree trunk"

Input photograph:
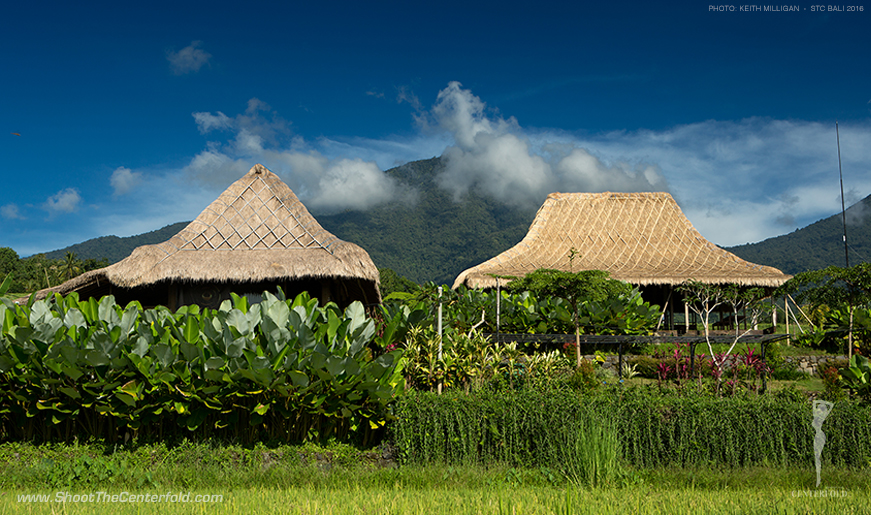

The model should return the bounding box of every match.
[576,323,581,368]
[849,306,855,360]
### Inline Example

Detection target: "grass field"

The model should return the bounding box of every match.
[1,442,869,514]
[4,479,868,514]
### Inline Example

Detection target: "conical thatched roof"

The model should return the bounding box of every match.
[453,192,791,289]
[37,164,380,302]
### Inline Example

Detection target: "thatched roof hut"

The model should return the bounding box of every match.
[453,192,791,290]
[33,164,380,308]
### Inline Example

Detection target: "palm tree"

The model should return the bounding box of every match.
[59,252,82,281]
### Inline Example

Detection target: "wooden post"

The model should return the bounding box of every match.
[168,284,178,312]
[785,298,790,346]
[320,281,331,304]
[684,302,690,334]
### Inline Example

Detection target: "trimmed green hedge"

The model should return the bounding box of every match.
[393,387,871,468]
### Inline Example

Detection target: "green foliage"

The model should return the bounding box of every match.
[0,247,18,278]
[0,248,110,293]
[392,388,623,485]
[626,355,660,379]
[819,366,847,402]
[779,263,871,309]
[568,359,599,391]
[506,269,632,307]
[0,290,406,445]
[400,325,542,392]
[378,268,419,298]
[778,264,871,355]
[840,354,871,402]
[390,282,658,339]
[394,387,871,472]
[0,273,12,297]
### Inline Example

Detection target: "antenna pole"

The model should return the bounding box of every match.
[837,121,849,268]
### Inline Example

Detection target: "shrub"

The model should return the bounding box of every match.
[393,386,871,470]
[569,359,599,390]
[819,366,846,402]
[626,355,659,379]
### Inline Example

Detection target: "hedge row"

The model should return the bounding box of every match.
[393,387,871,468]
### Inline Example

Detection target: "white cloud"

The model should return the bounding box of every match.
[167,41,211,75]
[193,111,232,133]
[64,83,871,253]
[182,99,414,213]
[110,166,142,196]
[44,188,81,214]
[425,82,668,208]
[177,85,871,246]
[1,203,24,220]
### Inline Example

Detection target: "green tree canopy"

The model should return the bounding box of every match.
[505,269,634,367]
[776,263,871,357]
[378,268,419,298]
[0,247,18,277]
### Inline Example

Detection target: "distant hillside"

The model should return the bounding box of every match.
[727,194,871,275]
[43,222,190,263]
[39,158,537,284]
[40,157,871,284]
[319,157,537,284]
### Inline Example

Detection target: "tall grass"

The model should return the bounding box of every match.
[554,416,620,486]
[393,386,871,472]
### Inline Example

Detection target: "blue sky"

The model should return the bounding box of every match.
[2,1,870,257]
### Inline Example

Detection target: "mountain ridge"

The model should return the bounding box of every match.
[40,157,871,283]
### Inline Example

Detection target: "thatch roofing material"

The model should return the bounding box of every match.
[453,192,791,289]
[39,164,379,300]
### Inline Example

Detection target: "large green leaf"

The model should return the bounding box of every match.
[83,349,110,367]
[287,370,309,387]
[63,309,87,330]
[98,296,121,327]
[151,344,176,369]
[227,309,251,336]
[0,272,12,296]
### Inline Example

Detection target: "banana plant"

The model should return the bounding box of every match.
[840,354,871,402]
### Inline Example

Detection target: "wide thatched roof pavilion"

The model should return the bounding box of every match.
[453,192,790,329]
[33,164,381,308]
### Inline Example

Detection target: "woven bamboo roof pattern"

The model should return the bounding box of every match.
[37,164,379,297]
[453,192,791,289]
[155,164,338,258]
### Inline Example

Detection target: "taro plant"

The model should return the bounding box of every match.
[0,273,12,296]
[839,354,871,402]
[0,289,408,445]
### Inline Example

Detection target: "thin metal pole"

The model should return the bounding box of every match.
[837,121,849,268]
[496,280,501,341]
[437,286,443,395]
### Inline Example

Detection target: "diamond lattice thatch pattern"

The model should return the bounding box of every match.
[453,192,791,289]
[34,164,380,298]
[171,173,335,253]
